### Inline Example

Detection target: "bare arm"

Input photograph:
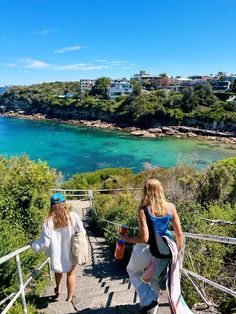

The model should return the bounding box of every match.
[171,205,183,252]
[119,209,149,244]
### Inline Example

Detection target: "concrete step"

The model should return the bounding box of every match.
[76,282,135,297]
[73,289,137,311]
[44,300,76,314]
[73,291,170,313]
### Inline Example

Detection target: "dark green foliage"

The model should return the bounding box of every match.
[62,168,133,190]
[219,297,236,314]
[0,155,58,309]
[199,158,236,206]
[90,77,111,98]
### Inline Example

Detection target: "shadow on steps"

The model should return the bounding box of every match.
[69,303,140,313]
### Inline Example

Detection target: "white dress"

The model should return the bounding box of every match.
[31,211,85,273]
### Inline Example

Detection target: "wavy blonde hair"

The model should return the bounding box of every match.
[48,202,70,229]
[139,178,167,216]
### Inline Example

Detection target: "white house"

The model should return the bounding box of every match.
[107,82,133,99]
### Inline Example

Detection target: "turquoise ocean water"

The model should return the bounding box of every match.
[1,116,236,178]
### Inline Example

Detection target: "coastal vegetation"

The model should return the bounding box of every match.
[1,81,236,131]
[0,154,235,312]
[0,155,58,313]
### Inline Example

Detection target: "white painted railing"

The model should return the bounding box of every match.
[0,246,52,314]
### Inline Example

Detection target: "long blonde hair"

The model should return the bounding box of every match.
[140,178,167,216]
[48,202,70,229]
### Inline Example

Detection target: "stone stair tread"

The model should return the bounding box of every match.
[44,300,76,314]
[76,282,135,295]
[73,289,137,311]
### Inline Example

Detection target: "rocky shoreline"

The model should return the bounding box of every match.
[2,112,236,146]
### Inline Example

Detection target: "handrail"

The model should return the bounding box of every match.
[52,187,141,192]
[0,245,52,314]
[183,232,236,245]
[98,218,236,244]
[0,245,30,265]
[182,269,236,298]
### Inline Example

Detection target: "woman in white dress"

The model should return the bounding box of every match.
[30,193,86,301]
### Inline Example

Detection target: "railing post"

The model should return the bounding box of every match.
[15,254,27,314]
[180,235,186,278]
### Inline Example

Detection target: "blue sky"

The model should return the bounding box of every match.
[0,0,235,85]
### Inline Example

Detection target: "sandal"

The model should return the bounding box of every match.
[66,295,75,302]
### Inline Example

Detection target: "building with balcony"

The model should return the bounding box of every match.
[210,80,231,92]
[107,82,133,99]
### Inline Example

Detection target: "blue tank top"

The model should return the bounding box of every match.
[145,204,172,236]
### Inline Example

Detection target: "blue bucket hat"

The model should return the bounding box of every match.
[50,192,65,206]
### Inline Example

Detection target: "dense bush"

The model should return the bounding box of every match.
[62,167,133,190]
[0,155,58,311]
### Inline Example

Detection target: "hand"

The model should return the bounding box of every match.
[28,240,34,246]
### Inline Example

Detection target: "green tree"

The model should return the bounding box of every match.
[90,77,111,98]
[194,84,217,107]
[130,79,142,96]
[180,87,198,112]
[159,72,168,78]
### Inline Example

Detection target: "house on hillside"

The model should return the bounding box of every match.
[107,82,133,99]
[210,80,231,92]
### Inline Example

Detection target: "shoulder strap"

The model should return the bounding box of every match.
[144,206,171,259]
[69,212,76,234]
[167,203,172,216]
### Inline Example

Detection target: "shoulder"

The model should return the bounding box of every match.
[137,207,146,222]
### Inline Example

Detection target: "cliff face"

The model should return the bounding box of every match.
[0,96,116,122]
[1,96,236,132]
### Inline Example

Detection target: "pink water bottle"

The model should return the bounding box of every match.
[114,239,125,260]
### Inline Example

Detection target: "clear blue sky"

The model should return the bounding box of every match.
[0,0,235,85]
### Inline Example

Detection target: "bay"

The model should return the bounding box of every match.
[0,116,236,178]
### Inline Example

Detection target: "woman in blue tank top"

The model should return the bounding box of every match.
[120,178,183,314]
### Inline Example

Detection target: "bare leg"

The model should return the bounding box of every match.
[54,272,63,297]
[66,265,76,301]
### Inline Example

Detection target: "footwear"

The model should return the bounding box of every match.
[140,300,159,314]
[66,295,75,302]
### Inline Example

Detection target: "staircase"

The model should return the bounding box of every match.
[38,200,170,314]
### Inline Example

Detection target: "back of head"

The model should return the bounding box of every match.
[140,178,167,216]
[49,193,70,229]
